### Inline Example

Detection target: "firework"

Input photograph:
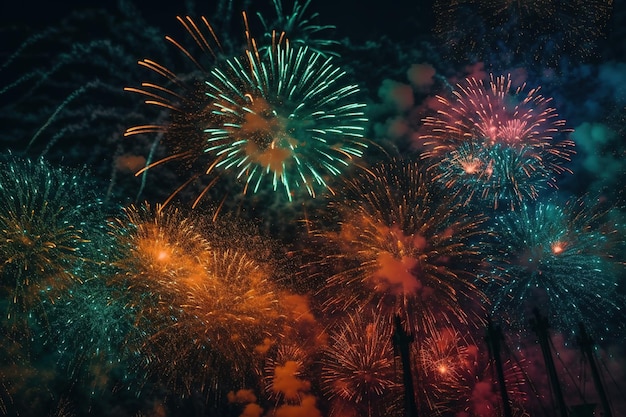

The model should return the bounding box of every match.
[0,157,105,332]
[263,343,311,405]
[144,248,287,397]
[109,203,286,396]
[318,160,488,336]
[320,310,401,417]
[256,0,341,57]
[413,327,528,416]
[125,12,368,206]
[107,202,212,302]
[46,277,140,396]
[420,74,574,209]
[106,203,213,390]
[0,7,172,202]
[414,327,474,414]
[487,195,624,338]
[203,36,367,201]
[434,0,613,65]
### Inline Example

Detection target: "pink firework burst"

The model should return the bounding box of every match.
[420,74,575,209]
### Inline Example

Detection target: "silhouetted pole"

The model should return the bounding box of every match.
[393,315,419,417]
[485,319,514,417]
[577,322,613,417]
[530,308,569,417]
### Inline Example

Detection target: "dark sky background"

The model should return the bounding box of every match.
[0,1,624,416]
[0,0,431,40]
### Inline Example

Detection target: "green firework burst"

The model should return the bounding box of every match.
[0,157,105,329]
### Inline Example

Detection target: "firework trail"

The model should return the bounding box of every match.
[420,73,574,209]
[316,160,489,337]
[125,10,368,207]
[0,5,174,202]
[487,195,624,338]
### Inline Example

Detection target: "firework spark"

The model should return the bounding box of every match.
[106,203,213,393]
[0,157,105,331]
[420,74,574,209]
[414,327,528,416]
[434,0,613,65]
[415,327,474,414]
[487,195,624,338]
[107,203,212,298]
[317,160,488,337]
[256,0,341,57]
[146,248,287,397]
[46,277,140,396]
[125,12,368,206]
[321,310,401,417]
[108,203,287,397]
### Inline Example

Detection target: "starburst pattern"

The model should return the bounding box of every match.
[201,36,368,201]
[420,74,574,209]
[321,311,401,417]
[263,343,311,405]
[487,196,624,337]
[108,203,287,396]
[317,160,488,336]
[107,203,212,300]
[144,248,287,397]
[125,13,368,206]
[414,327,528,416]
[415,327,473,414]
[0,157,105,330]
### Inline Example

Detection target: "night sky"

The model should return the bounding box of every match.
[1,1,625,416]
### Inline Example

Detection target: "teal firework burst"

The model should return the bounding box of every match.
[0,157,105,330]
[125,13,367,207]
[203,37,368,201]
[46,278,140,397]
[257,0,341,57]
[488,196,624,338]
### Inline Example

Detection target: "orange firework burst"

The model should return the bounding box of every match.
[146,248,287,397]
[317,160,488,337]
[108,203,286,396]
[108,203,212,298]
[263,343,312,405]
[414,327,475,415]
